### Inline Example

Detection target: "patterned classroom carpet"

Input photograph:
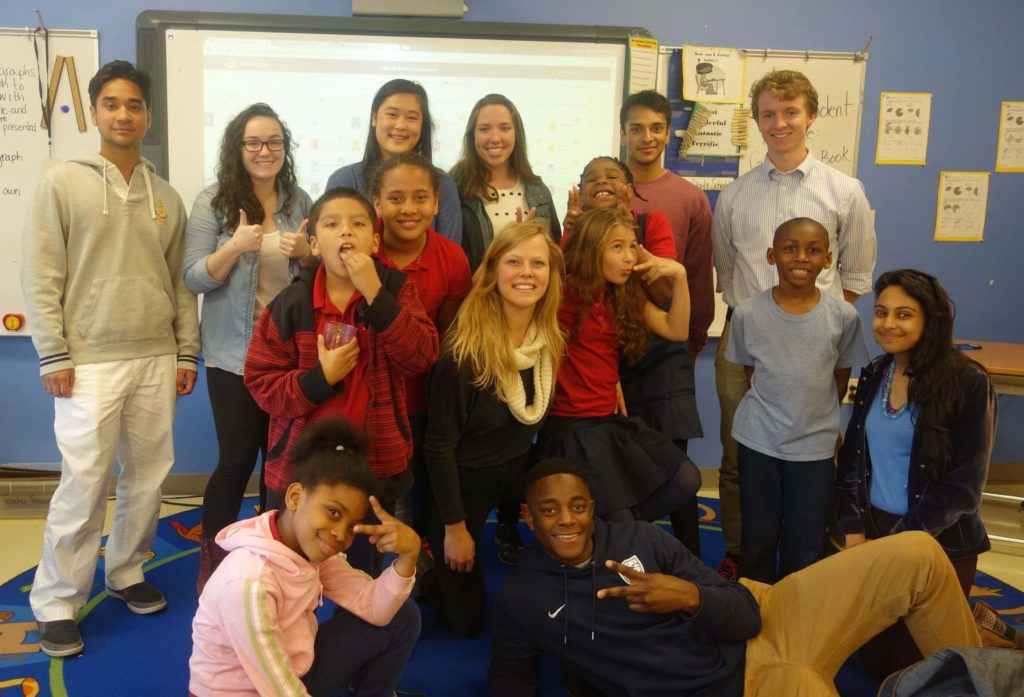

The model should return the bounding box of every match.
[1,498,1021,697]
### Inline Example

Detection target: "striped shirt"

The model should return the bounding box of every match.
[711,152,876,308]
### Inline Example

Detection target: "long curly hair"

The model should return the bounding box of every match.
[446,221,565,401]
[874,269,978,478]
[360,80,434,194]
[210,103,299,232]
[562,208,650,364]
[450,94,540,202]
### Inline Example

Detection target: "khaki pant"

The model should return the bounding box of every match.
[741,531,982,696]
[715,317,747,557]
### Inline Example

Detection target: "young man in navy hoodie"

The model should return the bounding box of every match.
[488,460,982,697]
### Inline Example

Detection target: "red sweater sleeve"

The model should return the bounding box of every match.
[243,309,329,419]
[641,211,678,259]
[369,278,440,376]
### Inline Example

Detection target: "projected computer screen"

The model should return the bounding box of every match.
[159,25,630,223]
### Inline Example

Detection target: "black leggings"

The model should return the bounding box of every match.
[202,367,268,538]
[603,458,701,525]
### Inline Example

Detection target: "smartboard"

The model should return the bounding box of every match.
[138,12,649,223]
[0,28,98,338]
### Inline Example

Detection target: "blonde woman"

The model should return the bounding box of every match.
[421,221,565,636]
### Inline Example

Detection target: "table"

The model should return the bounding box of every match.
[957,340,1024,544]
[957,340,1024,396]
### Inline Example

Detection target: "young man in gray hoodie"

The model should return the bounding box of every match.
[21,60,199,657]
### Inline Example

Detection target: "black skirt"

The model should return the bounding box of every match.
[537,414,683,515]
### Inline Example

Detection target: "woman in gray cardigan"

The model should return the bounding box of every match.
[450,94,561,273]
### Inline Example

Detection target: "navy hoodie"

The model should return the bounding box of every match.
[488,518,759,696]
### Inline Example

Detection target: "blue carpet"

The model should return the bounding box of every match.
[1,498,1021,696]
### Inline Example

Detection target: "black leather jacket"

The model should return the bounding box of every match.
[836,354,997,559]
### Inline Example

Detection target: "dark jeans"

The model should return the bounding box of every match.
[302,598,421,697]
[202,367,268,538]
[738,443,834,583]
[423,459,524,636]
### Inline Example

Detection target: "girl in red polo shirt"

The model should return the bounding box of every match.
[538,207,701,525]
[370,153,473,531]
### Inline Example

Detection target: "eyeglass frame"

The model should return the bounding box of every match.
[241,138,286,152]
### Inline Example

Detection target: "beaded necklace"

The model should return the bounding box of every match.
[880,359,909,419]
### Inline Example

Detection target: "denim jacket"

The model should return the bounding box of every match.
[183,184,313,375]
[459,178,561,271]
[836,353,997,559]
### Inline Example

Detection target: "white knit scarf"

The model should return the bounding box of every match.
[505,322,553,425]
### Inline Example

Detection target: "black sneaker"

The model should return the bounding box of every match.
[106,582,167,615]
[495,523,524,566]
[38,619,84,657]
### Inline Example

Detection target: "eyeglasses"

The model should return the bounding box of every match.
[242,138,285,152]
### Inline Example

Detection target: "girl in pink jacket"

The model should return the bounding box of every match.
[189,417,421,697]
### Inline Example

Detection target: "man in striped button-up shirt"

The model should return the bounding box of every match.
[711,70,877,577]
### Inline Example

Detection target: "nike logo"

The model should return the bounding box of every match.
[548,604,566,619]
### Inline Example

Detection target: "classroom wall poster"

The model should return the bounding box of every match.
[681,45,745,103]
[995,101,1024,172]
[876,92,931,165]
[628,37,659,93]
[934,171,989,242]
[678,103,741,157]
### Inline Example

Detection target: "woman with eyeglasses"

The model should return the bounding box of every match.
[184,103,314,592]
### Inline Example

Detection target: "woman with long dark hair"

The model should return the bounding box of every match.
[184,103,313,591]
[836,268,997,679]
[450,93,560,271]
[325,78,462,243]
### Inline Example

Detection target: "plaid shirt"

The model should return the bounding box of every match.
[244,261,438,492]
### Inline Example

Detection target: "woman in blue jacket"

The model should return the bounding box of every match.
[184,103,313,591]
[836,268,997,679]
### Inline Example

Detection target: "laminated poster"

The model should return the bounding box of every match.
[681,45,745,103]
[934,171,989,242]
[995,101,1024,172]
[876,92,931,165]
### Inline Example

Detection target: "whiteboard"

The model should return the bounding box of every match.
[0,28,98,338]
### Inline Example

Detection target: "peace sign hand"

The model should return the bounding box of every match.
[353,496,421,578]
[564,186,583,234]
[596,559,701,614]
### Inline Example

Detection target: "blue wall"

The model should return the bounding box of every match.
[2,0,1022,472]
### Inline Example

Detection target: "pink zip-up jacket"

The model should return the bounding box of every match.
[188,512,414,696]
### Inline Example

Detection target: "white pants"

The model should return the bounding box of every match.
[30,355,177,622]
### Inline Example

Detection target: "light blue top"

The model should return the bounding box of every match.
[866,384,915,515]
[727,289,869,460]
[183,184,313,375]
[325,161,462,244]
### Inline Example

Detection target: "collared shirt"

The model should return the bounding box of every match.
[377,229,471,413]
[711,152,876,308]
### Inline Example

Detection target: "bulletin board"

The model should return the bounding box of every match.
[658,46,868,178]
[0,28,98,338]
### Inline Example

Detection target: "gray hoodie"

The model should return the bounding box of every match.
[21,151,199,375]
